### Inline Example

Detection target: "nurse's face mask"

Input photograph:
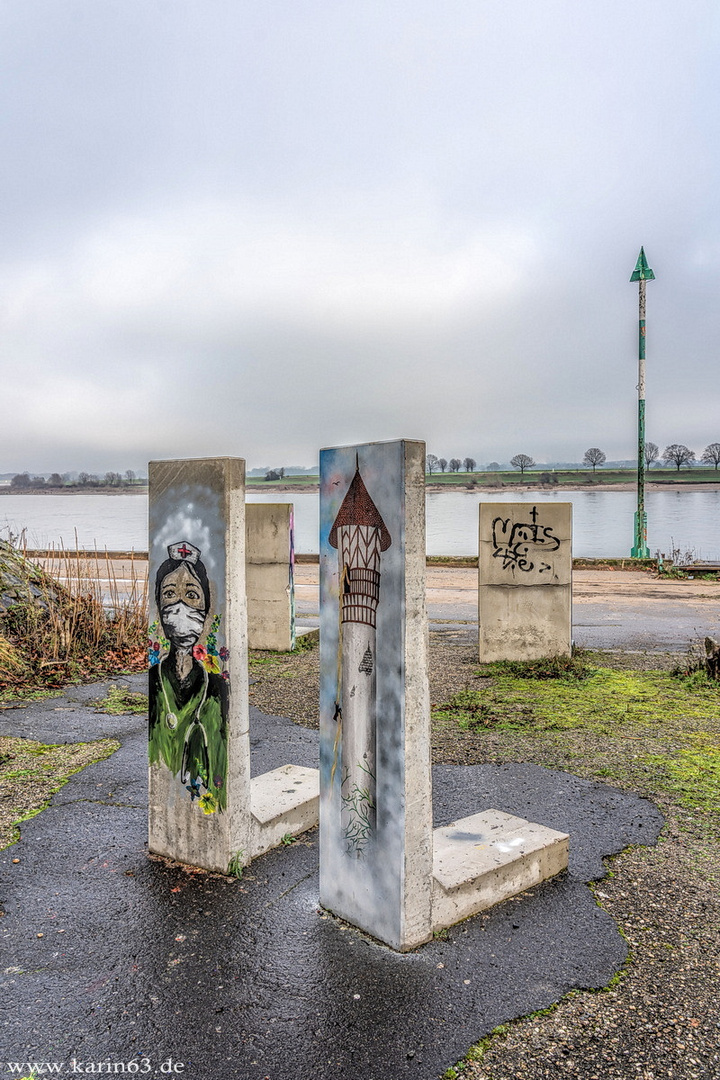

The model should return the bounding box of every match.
[159,564,207,649]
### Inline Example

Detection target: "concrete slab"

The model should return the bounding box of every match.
[246,502,295,652]
[479,502,572,661]
[249,763,319,858]
[432,809,569,932]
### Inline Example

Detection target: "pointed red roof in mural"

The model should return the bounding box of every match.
[329,462,392,551]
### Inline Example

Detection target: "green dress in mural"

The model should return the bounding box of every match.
[149,655,228,812]
[148,541,230,815]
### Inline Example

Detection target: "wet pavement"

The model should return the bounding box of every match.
[0,679,663,1080]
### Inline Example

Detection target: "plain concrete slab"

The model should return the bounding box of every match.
[246,502,295,651]
[432,809,569,932]
[249,763,319,857]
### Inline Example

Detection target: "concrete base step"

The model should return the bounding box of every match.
[250,764,320,859]
[295,625,319,644]
[432,809,569,932]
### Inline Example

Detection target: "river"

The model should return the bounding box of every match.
[1,488,718,560]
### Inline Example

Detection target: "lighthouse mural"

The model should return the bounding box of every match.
[319,439,433,952]
[328,456,392,855]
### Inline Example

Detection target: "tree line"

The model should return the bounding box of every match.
[426,443,720,475]
[425,456,476,474]
[9,470,141,489]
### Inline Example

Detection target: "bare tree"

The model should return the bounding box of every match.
[438,458,448,473]
[583,447,606,473]
[463,457,476,472]
[449,458,462,473]
[124,469,136,483]
[644,441,659,469]
[425,454,439,474]
[47,473,64,487]
[487,461,500,471]
[510,454,535,474]
[663,444,695,471]
[701,443,720,470]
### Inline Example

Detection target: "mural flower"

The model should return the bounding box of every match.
[199,792,217,815]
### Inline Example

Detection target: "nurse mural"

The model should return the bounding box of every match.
[148,541,229,814]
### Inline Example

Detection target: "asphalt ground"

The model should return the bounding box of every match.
[1,570,716,1079]
[0,675,663,1080]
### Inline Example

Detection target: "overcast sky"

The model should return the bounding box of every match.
[1,1,717,473]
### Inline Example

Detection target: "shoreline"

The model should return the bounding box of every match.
[254,480,720,494]
[2,480,720,496]
[0,486,147,496]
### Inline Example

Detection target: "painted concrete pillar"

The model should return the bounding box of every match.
[149,461,318,873]
[148,457,249,872]
[246,502,296,652]
[319,440,433,951]
[478,502,572,662]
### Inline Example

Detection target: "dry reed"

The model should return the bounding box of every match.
[0,537,147,689]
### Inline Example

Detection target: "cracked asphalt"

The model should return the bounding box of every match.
[0,675,663,1080]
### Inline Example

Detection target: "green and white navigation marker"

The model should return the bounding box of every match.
[630,247,655,559]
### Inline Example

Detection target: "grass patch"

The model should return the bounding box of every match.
[292,631,319,653]
[437,667,720,736]
[477,652,594,681]
[227,850,246,878]
[646,739,720,812]
[433,665,720,826]
[93,684,148,715]
[0,735,119,849]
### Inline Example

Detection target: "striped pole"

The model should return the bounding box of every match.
[630,248,654,559]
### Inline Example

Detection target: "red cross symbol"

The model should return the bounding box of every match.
[176,544,193,559]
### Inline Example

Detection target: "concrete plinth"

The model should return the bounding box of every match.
[149,459,317,873]
[432,810,569,933]
[319,439,433,952]
[250,764,320,858]
[479,502,572,662]
[246,503,295,652]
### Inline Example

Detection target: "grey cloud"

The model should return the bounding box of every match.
[0,2,717,472]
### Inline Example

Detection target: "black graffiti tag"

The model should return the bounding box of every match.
[491,506,560,573]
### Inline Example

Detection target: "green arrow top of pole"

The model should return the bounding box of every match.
[630,247,655,281]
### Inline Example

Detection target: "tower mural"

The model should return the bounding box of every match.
[328,458,392,855]
[319,440,434,951]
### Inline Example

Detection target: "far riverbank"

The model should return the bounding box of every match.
[254,480,720,494]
